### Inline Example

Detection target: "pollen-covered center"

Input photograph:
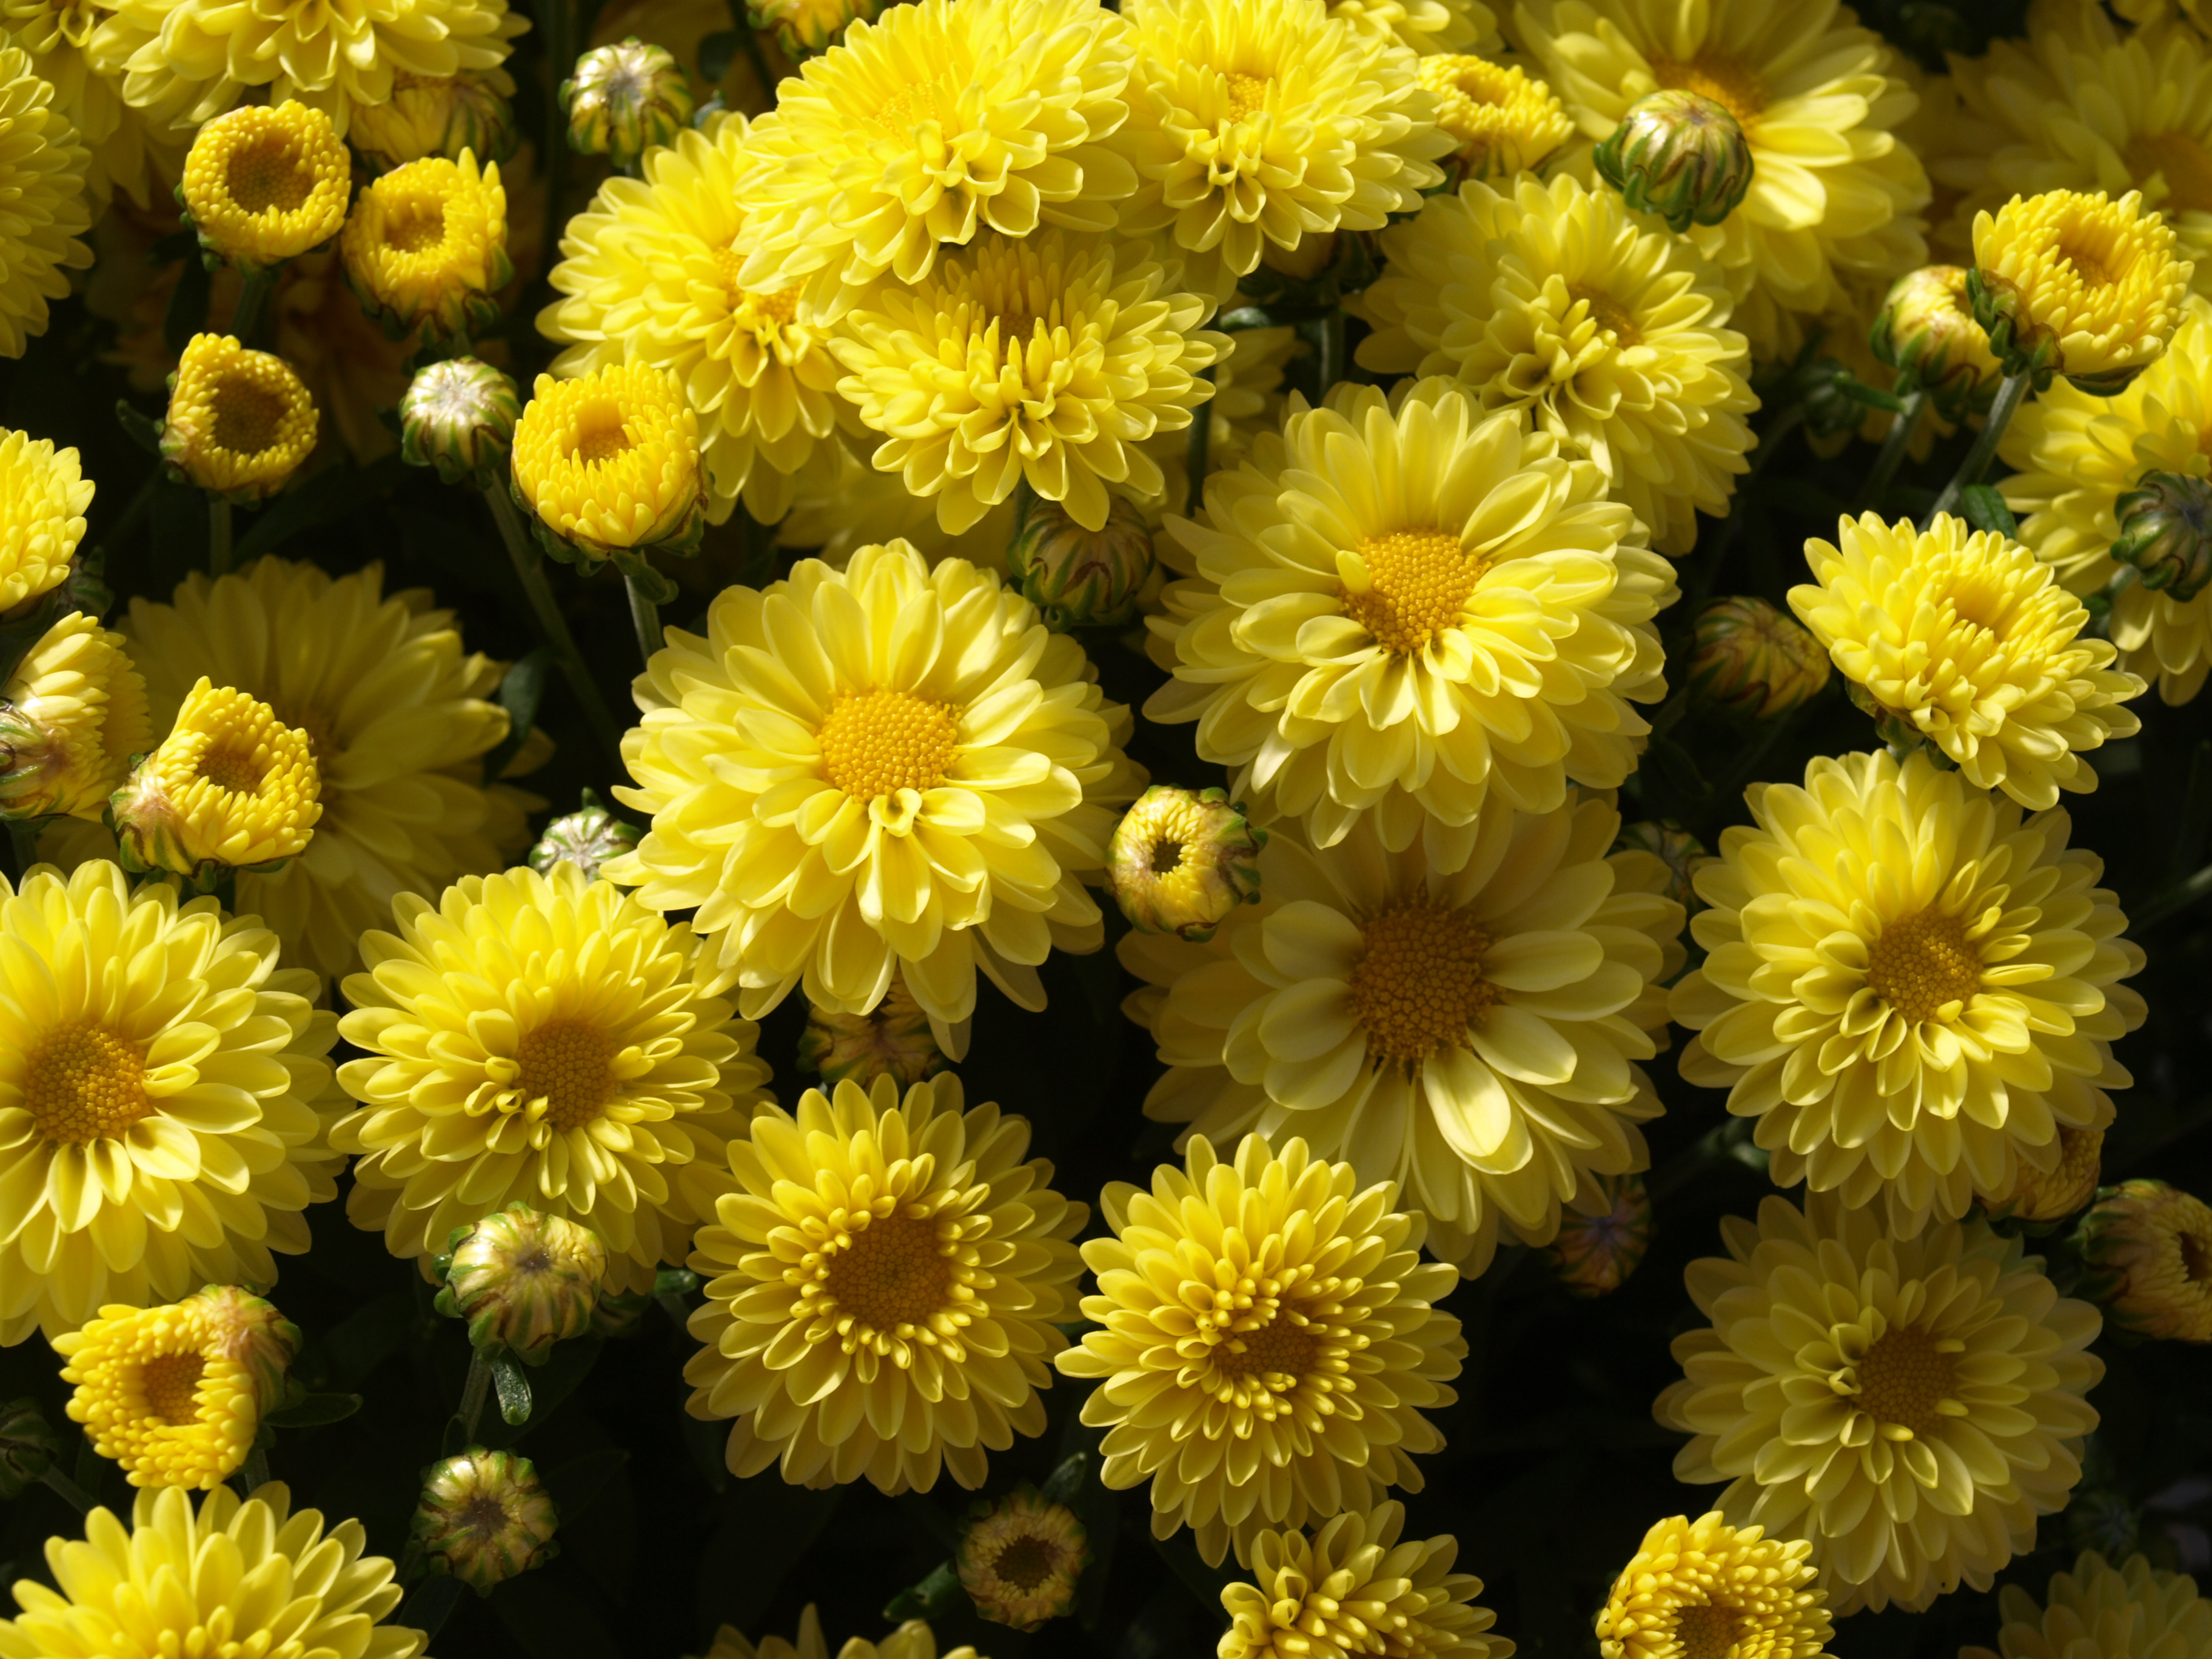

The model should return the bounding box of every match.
[212,378,290,455]
[871,75,959,136]
[225,136,313,215]
[568,403,634,466]
[1866,907,1981,1024]
[515,1018,618,1130]
[1350,897,1498,1065]
[1673,1603,1746,1659]
[196,736,270,794]
[1341,527,1481,654]
[993,1534,1064,1593]
[1572,286,1643,346]
[2127,130,2212,217]
[1223,71,1272,122]
[2054,224,2124,290]
[819,689,960,800]
[716,249,802,335]
[383,195,449,255]
[25,1021,153,1144]
[821,1211,952,1331]
[139,1352,208,1426]
[1649,53,1767,126]
[1853,1326,1960,1440]
[1213,1317,1321,1380]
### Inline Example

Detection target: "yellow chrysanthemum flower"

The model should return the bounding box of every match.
[1594,1512,1830,1659]
[1,0,179,206]
[1144,378,1675,852]
[685,1074,1085,1493]
[1965,1551,2212,1659]
[540,112,850,528]
[725,0,1139,297]
[341,149,509,347]
[1670,748,2145,1235]
[110,677,322,878]
[1657,1191,2104,1614]
[0,44,90,358]
[1222,1503,1509,1659]
[1119,796,1682,1277]
[830,229,1225,534]
[0,611,150,822]
[158,334,319,503]
[53,1287,298,1490]
[0,1485,423,1659]
[1511,0,1929,362]
[0,860,343,1345]
[1788,512,2145,808]
[348,65,516,169]
[1057,1133,1464,1567]
[2075,1179,2212,1344]
[2002,294,2212,703]
[331,862,774,1295]
[511,363,706,560]
[0,427,92,610]
[1118,0,1450,302]
[1356,170,1755,554]
[122,558,541,980]
[1328,0,1497,56]
[606,540,1145,1035]
[1416,54,1572,183]
[178,102,349,273]
[691,1610,979,1659]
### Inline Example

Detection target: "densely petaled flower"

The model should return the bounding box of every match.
[332,862,773,1295]
[341,149,511,349]
[1356,172,1755,554]
[158,335,319,503]
[1962,1551,2212,1659]
[123,558,542,980]
[1788,512,2145,808]
[685,1074,1086,1493]
[511,363,706,560]
[349,66,517,169]
[0,860,343,1345]
[1670,749,2146,1235]
[1510,0,1930,362]
[1327,0,1496,56]
[1,0,179,206]
[1057,1133,1465,1566]
[1116,0,1450,302]
[1595,1512,1828,1659]
[0,1485,423,1659]
[606,540,1145,1036]
[957,1485,1089,1632]
[725,0,1140,298]
[0,612,151,822]
[1971,189,2191,394]
[0,44,90,359]
[0,429,92,612]
[1417,54,1572,183]
[1144,378,1675,853]
[2074,1179,2212,1344]
[692,1612,980,1659]
[110,678,322,878]
[178,102,349,273]
[1119,796,1681,1277]
[1656,1192,2105,1614]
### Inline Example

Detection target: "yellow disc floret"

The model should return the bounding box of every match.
[159,333,319,501]
[341,149,511,349]
[511,363,705,559]
[110,676,322,877]
[0,426,93,609]
[178,102,351,272]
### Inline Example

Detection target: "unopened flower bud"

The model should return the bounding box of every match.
[1007,489,1156,630]
[2113,471,2212,604]
[590,1289,652,1338]
[0,612,151,822]
[414,1449,560,1592]
[748,0,884,56]
[562,40,694,172]
[111,677,322,883]
[1687,596,1831,720]
[1786,354,1872,443]
[958,1484,1090,1631]
[528,788,641,882]
[0,1398,61,1500]
[435,1203,608,1364]
[1594,89,1753,233]
[1108,784,1264,942]
[2073,1178,2212,1342]
[1870,266,2003,422]
[401,358,522,489]
[161,335,319,503]
[1612,821,1709,914]
[179,102,350,273]
[1544,1172,1652,1298]
[2063,1490,2140,1561]
[351,70,518,171]
[796,976,946,1091]
[1981,1125,2105,1225]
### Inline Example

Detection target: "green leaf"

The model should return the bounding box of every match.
[1959,483,2020,538]
[480,648,552,782]
[882,1560,962,1621]
[264,1393,363,1429]
[478,1336,602,1449]
[490,1353,534,1426]
[116,400,164,458]
[695,1478,843,1632]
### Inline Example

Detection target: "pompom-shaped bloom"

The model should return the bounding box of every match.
[1358,172,1754,555]
[957,1484,1088,1632]
[0,429,92,609]
[795,976,947,1092]
[690,1612,979,1659]
[830,229,1224,534]
[434,1204,608,1361]
[341,150,511,349]
[333,862,773,1295]
[1221,1502,1509,1659]
[1057,1133,1465,1566]
[1595,1512,1828,1659]
[2074,1179,2212,1344]
[1656,1192,2105,1614]
[1119,796,1683,1277]
[561,38,691,170]
[54,1287,300,1490]
[158,334,319,504]
[1116,0,1450,302]
[1670,749,2147,1236]
[412,1448,558,1592]
[0,612,149,823]
[1144,378,1675,854]
[1962,1551,2212,1659]
[1418,53,1571,184]
[606,540,1145,1034]
[684,1074,1087,1493]
[0,860,343,1344]
[399,355,520,489]
[1789,513,2145,808]
[178,102,349,274]
[0,1484,424,1659]
[110,678,321,879]
[511,363,706,561]
[0,45,91,360]
[1108,783,1262,942]
[725,0,1141,297]
[349,67,517,170]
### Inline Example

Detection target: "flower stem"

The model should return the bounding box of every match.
[457,1350,493,1445]
[484,486,625,768]
[5,819,36,881]
[207,495,234,577]
[231,267,276,349]
[1184,367,1215,517]
[2131,858,2212,931]
[1689,404,1805,603]
[1923,372,2030,527]
[234,1442,270,1498]
[1315,307,1346,395]
[625,571,663,666]
[1854,389,1925,514]
[41,1464,98,1515]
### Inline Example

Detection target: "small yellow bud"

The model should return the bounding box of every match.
[1419,56,1574,185]
[1686,595,1831,720]
[350,70,518,172]
[159,334,319,503]
[957,1484,1090,1631]
[341,150,513,352]
[511,364,706,566]
[1869,266,2003,423]
[179,102,351,273]
[1108,784,1264,941]
[110,677,322,880]
[0,611,152,821]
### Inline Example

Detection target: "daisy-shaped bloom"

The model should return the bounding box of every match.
[0,860,343,1345]
[0,611,151,822]
[123,558,543,980]
[1327,0,1498,57]
[1117,0,1450,302]
[1,0,179,207]
[0,45,90,359]
[830,229,1225,534]
[1657,1192,2104,1614]
[158,335,319,504]
[1119,795,1683,1277]
[1511,0,1930,362]
[0,427,92,610]
[1144,378,1675,853]
[341,149,511,349]
[1594,1512,1831,1659]
[332,862,774,1295]
[1670,748,2145,1235]
[1788,512,2144,808]
[684,1074,1085,1493]
[1417,55,1573,183]
[725,0,1140,298]
[1963,1552,2212,1659]
[178,102,350,273]
[605,540,1145,1037]
[1057,1133,1464,1566]
[1222,1503,1510,1659]
[1356,170,1755,555]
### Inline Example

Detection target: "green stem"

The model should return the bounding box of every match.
[107,464,161,556]
[1854,389,1925,514]
[230,267,276,349]
[2132,859,2212,931]
[1924,372,2030,526]
[737,21,776,102]
[207,495,234,577]
[1184,366,1216,517]
[486,486,625,768]
[625,571,663,666]
[41,1464,98,1515]
[457,1350,493,1445]
[233,1443,270,1498]
[5,819,38,881]
[1315,308,1346,395]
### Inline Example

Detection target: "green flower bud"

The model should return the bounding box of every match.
[1543,1172,1652,1299]
[748,0,883,57]
[435,1203,608,1364]
[561,40,694,172]
[414,1448,560,1593]
[796,976,946,1091]
[1869,266,2004,423]
[1613,820,1709,915]
[1594,89,1753,233]
[957,1484,1090,1632]
[1108,784,1264,942]
[1687,596,1832,720]
[2112,471,2212,604]
[1007,489,1157,631]
[2073,1179,2212,1342]
[1786,354,1875,443]
[590,1289,652,1339]
[0,1397,61,1500]
[400,358,521,490]
[2064,1490,2141,1562]
[528,788,642,882]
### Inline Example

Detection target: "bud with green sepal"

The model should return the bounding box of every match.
[1869,266,2003,424]
[561,41,694,173]
[2112,471,2212,603]
[1108,784,1265,942]
[1594,89,1752,233]
[414,1448,560,1593]
[401,358,521,491]
[1543,1172,1652,1299]
[435,1202,609,1364]
[2073,1178,2212,1342]
[1006,488,1158,631]
[1686,596,1831,721]
[796,975,946,1091]
[528,788,642,882]
[957,1483,1090,1631]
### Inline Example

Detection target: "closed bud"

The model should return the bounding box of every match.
[1870,266,2003,423]
[2112,471,2212,603]
[748,0,884,57]
[1613,821,1709,914]
[562,40,694,172]
[414,1449,560,1592]
[957,1484,1090,1632]
[401,358,522,489]
[1687,596,1832,720]
[1108,784,1264,942]
[1981,1124,2105,1225]
[2064,1490,2141,1562]
[1544,1172,1652,1298]
[351,70,518,172]
[435,1202,608,1364]
[1007,489,1156,630]
[528,788,642,882]
[796,976,945,1091]
[2073,1178,2212,1342]
[1594,89,1753,233]
[0,1398,61,1500]
[111,678,321,883]
[1786,354,1873,442]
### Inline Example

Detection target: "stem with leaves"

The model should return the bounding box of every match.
[484,486,624,767]
[1924,372,2030,526]
[207,497,234,577]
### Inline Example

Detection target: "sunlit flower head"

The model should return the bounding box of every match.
[1222,1503,1510,1659]
[1595,1512,1827,1659]
[1,0,181,207]
[1962,1551,2212,1659]
[178,102,350,273]
[341,149,511,349]
[110,678,321,881]
[0,44,92,359]
[0,427,93,610]
[0,612,152,822]
[1417,54,1571,183]
[159,334,319,503]
[512,363,706,561]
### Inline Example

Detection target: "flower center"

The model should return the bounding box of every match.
[1865,908,1981,1024]
[383,196,448,255]
[569,404,634,464]
[1339,527,1480,654]
[2181,1229,2212,1284]
[993,1535,1063,1593]
[817,689,960,800]
[225,137,313,215]
[514,1018,617,1130]
[1853,1326,1960,1440]
[2053,226,2123,289]
[1572,286,1642,346]
[2125,130,2212,217]
[140,1352,207,1426]
[1674,1603,1744,1659]
[1224,72,1271,122]
[196,736,269,794]
[212,378,291,455]
[1649,52,1766,126]
[821,1211,951,1332]
[1349,897,1498,1065]
[24,1022,152,1144]
[872,76,958,135]
[1150,837,1183,873]
[1213,1317,1321,1380]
